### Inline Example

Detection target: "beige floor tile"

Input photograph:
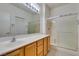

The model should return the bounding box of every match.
[47,46,79,56]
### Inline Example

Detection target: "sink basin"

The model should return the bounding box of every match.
[0,39,24,51]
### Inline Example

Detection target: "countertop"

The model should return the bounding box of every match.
[0,33,49,56]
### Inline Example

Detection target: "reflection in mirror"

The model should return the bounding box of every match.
[27,14,40,34]
[14,14,40,36]
[15,16,28,35]
[0,12,11,37]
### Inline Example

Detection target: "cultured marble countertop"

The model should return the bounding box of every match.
[0,33,49,55]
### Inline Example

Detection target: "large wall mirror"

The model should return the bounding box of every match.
[0,13,40,38]
[0,3,40,38]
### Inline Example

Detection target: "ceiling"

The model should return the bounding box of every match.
[11,3,69,12]
[46,3,69,9]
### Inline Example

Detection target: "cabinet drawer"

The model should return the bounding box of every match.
[36,39,43,46]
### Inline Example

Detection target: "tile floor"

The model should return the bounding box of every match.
[47,45,79,56]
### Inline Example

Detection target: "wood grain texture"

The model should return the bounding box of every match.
[6,48,24,56]
[44,37,48,55]
[36,39,44,56]
[25,42,36,56]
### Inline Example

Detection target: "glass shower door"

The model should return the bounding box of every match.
[54,15,78,50]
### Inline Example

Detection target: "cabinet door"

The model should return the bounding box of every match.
[25,42,36,56]
[7,48,24,56]
[48,36,50,51]
[36,39,44,56]
[44,37,48,56]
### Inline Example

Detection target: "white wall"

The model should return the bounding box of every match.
[45,5,50,19]
[50,4,78,17]
[50,4,79,50]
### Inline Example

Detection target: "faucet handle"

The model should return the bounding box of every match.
[5,32,10,35]
[11,37,16,42]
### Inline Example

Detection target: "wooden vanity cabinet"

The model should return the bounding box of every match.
[25,42,36,56]
[6,48,24,56]
[5,36,50,56]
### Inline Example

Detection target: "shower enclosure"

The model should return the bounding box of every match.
[52,13,78,50]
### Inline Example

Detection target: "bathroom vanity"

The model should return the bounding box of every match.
[0,34,50,56]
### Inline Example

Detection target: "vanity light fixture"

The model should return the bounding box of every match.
[24,3,40,14]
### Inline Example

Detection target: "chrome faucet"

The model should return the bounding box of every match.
[11,37,16,42]
[6,32,16,42]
